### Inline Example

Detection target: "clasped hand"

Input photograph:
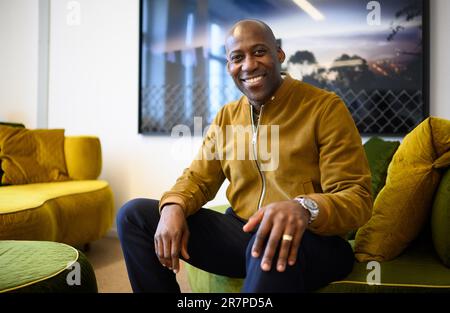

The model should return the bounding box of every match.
[243,200,310,272]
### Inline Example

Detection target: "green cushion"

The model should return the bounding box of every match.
[345,137,400,240]
[431,167,450,267]
[186,263,243,293]
[363,137,400,199]
[319,240,450,293]
[207,204,229,213]
[0,240,97,293]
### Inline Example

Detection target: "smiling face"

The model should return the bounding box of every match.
[225,20,285,108]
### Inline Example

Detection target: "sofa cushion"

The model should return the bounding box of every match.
[363,137,400,199]
[0,180,114,245]
[0,126,69,185]
[186,237,450,293]
[345,137,400,240]
[0,240,97,293]
[431,167,450,267]
[0,122,25,186]
[355,117,450,262]
[186,262,243,293]
[65,136,102,180]
[0,180,110,214]
[319,240,450,293]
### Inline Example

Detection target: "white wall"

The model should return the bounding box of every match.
[0,0,39,127]
[430,0,450,119]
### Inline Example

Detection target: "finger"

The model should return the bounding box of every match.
[261,222,284,272]
[181,229,190,260]
[288,223,306,266]
[171,233,181,274]
[162,236,172,269]
[251,214,272,259]
[155,236,165,267]
[243,209,264,232]
[276,221,295,272]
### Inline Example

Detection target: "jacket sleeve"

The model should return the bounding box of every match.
[300,96,372,236]
[159,114,226,217]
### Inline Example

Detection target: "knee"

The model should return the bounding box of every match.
[244,231,307,269]
[116,198,159,232]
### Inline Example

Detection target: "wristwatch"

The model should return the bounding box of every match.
[294,197,319,224]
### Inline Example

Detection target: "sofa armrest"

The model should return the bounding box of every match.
[64,136,102,180]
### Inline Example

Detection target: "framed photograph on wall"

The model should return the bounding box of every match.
[139,0,429,135]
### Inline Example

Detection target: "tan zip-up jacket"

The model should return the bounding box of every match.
[160,74,372,236]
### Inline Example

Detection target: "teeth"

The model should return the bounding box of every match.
[245,76,263,83]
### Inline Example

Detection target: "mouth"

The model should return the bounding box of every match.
[240,74,266,87]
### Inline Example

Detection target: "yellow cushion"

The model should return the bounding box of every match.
[0,180,109,213]
[64,136,102,180]
[0,126,69,185]
[0,180,114,245]
[355,117,450,262]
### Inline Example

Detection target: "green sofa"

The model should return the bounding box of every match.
[185,136,450,293]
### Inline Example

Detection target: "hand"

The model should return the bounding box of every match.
[243,200,310,272]
[154,204,190,273]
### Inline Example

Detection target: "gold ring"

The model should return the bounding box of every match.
[282,234,293,241]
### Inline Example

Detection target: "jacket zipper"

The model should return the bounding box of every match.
[250,105,266,211]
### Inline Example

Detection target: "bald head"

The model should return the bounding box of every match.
[226,19,278,52]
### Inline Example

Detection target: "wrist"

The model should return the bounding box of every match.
[161,203,185,217]
[291,200,310,222]
[293,197,319,224]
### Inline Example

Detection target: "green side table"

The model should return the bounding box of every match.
[0,240,97,293]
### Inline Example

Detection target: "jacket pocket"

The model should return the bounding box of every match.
[302,179,315,194]
[274,175,315,198]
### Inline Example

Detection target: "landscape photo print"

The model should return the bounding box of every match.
[139,0,428,135]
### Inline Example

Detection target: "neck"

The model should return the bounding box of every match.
[250,103,262,112]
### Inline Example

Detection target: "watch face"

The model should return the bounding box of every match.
[304,198,318,210]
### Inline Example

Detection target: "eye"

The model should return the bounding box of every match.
[230,55,243,63]
[254,49,267,56]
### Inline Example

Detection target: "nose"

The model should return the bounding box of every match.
[242,55,257,72]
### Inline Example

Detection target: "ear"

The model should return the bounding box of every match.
[226,60,231,74]
[277,48,286,64]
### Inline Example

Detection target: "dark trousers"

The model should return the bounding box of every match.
[116,198,354,293]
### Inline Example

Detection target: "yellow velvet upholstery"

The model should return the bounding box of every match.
[355,117,450,262]
[0,126,69,185]
[64,136,102,180]
[0,180,109,214]
[0,181,113,245]
[0,135,114,246]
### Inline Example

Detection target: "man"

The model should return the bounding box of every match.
[117,19,372,292]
